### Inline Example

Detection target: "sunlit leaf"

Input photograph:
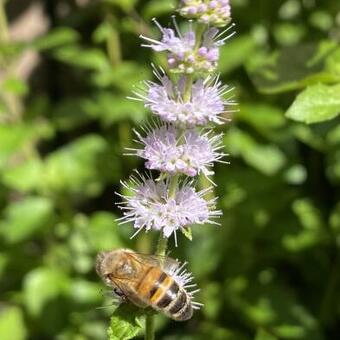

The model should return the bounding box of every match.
[108,304,143,340]
[0,124,34,169]
[88,212,124,251]
[0,197,54,244]
[282,199,327,251]
[0,306,27,340]
[70,280,103,304]
[219,35,257,74]
[53,46,110,71]
[142,0,175,19]
[181,227,193,241]
[273,23,305,46]
[23,267,70,317]
[2,77,29,96]
[225,128,286,175]
[285,83,340,124]
[2,158,44,192]
[84,92,146,124]
[247,41,339,93]
[33,27,80,50]
[105,0,138,12]
[44,135,110,196]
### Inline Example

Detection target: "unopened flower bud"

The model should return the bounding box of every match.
[179,0,232,27]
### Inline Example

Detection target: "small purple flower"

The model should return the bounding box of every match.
[140,18,235,73]
[179,0,232,27]
[127,125,226,178]
[130,71,236,126]
[117,177,221,244]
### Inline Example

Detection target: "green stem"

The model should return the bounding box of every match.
[156,234,168,257]
[144,312,155,340]
[183,75,193,102]
[168,174,180,198]
[144,164,179,339]
[194,23,206,50]
[106,15,122,66]
[144,20,208,340]
[182,23,206,102]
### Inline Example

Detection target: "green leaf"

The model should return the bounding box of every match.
[285,83,340,124]
[219,35,258,74]
[290,124,325,151]
[44,134,110,196]
[92,62,151,91]
[225,128,286,175]
[235,104,286,141]
[53,46,109,71]
[292,199,324,231]
[0,197,54,244]
[255,329,278,340]
[105,0,138,12]
[226,278,323,340]
[0,123,34,170]
[0,306,27,340]
[181,227,193,241]
[108,304,143,340]
[273,23,306,46]
[2,158,44,192]
[2,77,29,96]
[327,124,340,145]
[33,27,80,50]
[325,47,340,76]
[284,165,307,185]
[0,41,25,60]
[237,104,285,130]
[309,11,333,32]
[88,212,123,251]
[283,199,327,252]
[142,0,175,19]
[84,92,146,124]
[92,21,114,44]
[23,267,70,317]
[273,324,306,338]
[247,41,339,93]
[70,279,103,304]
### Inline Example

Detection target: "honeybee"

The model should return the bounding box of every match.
[96,248,201,321]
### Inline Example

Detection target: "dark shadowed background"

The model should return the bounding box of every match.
[0,0,340,339]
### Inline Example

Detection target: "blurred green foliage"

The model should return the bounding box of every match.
[0,0,340,339]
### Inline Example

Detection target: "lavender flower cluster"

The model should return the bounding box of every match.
[118,1,235,245]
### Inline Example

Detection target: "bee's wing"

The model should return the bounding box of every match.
[126,252,181,272]
[105,275,147,308]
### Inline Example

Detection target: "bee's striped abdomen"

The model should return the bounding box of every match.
[135,266,161,298]
[143,269,193,321]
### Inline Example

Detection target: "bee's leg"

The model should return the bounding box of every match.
[99,288,124,305]
[113,287,127,302]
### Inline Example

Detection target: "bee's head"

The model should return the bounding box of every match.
[96,249,136,286]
